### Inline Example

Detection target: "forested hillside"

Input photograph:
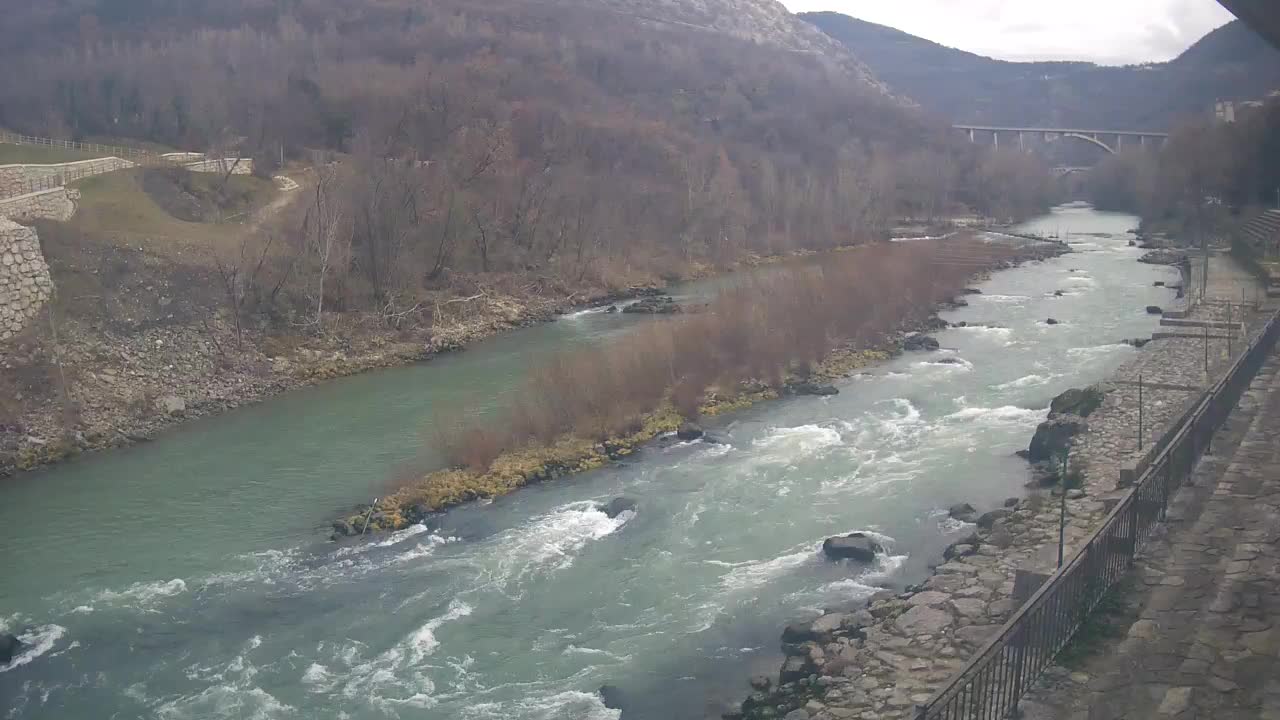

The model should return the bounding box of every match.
[0,0,1054,305]
[804,13,1280,130]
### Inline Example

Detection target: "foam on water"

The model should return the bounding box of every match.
[375,523,431,547]
[91,578,187,609]
[487,502,633,592]
[953,325,1013,342]
[461,690,621,720]
[994,374,1051,390]
[405,599,474,664]
[944,405,1044,429]
[320,599,475,709]
[977,294,1030,304]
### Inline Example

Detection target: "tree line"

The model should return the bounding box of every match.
[1085,96,1280,234]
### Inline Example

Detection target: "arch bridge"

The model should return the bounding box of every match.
[954,125,1169,155]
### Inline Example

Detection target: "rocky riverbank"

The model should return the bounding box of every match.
[724,251,1267,720]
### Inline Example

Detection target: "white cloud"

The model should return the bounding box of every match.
[781,0,1238,65]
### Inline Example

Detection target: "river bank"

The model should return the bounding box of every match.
[339,239,1069,536]
[726,239,1266,720]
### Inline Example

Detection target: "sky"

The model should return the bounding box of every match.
[779,0,1238,65]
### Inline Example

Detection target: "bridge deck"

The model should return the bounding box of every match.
[954,125,1169,137]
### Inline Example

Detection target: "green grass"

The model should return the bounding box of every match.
[70,169,276,253]
[0,143,104,165]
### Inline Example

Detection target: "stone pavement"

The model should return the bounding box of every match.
[1022,349,1280,719]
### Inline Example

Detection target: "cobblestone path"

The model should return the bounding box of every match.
[1023,349,1280,719]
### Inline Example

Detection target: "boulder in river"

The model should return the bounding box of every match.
[1049,386,1105,418]
[676,422,704,441]
[1146,305,1163,315]
[1027,416,1087,463]
[623,295,681,314]
[1045,318,1060,325]
[948,503,978,523]
[903,334,940,352]
[789,381,838,396]
[605,305,618,313]
[977,508,1013,529]
[0,633,22,665]
[1053,290,1065,297]
[598,684,626,711]
[821,532,883,562]
[599,497,637,518]
[960,288,983,295]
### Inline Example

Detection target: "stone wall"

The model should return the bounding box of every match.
[0,187,77,222]
[183,158,254,175]
[0,218,53,341]
[0,157,134,198]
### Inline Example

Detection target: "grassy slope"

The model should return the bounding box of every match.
[69,169,277,254]
[0,143,103,164]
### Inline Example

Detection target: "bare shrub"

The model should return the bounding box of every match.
[437,237,1015,470]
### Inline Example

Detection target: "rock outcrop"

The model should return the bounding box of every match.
[1026,415,1087,463]
[903,334,940,352]
[0,632,21,665]
[599,497,637,518]
[623,295,682,314]
[1048,386,1105,419]
[821,532,883,562]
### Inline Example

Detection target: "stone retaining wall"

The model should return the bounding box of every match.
[0,218,53,341]
[0,157,133,198]
[0,187,77,222]
[183,158,254,175]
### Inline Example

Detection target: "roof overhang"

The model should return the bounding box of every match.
[1218,0,1280,50]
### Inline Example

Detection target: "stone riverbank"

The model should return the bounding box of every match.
[726,254,1267,720]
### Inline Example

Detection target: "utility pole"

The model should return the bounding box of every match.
[1057,450,1069,569]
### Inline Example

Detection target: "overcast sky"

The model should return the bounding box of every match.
[780,0,1238,65]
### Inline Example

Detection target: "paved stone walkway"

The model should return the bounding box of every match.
[1022,349,1280,719]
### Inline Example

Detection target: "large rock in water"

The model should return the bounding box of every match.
[676,422,704,441]
[822,532,883,562]
[623,295,681,314]
[1027,416,1087,463]
[0,633,22,665]
[599,497,637,518]
[598,684,626,711]
[1049,386,1105,418]
[948,503,977,522]
[903,334,940,352]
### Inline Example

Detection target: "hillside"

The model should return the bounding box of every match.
[803,13,1280,130]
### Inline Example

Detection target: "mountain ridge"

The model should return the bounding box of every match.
[802,13,1280,130]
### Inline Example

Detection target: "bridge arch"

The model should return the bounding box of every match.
[1060,132,1116,155]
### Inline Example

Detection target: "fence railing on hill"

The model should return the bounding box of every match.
[915,306,1280,720]
[0,159,134,200]
[0,131,160,162]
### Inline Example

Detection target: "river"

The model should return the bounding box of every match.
[0,206,1180,720]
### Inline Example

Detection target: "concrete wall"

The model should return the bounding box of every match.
[183,158,254,175]
[0,218,53,342]
[0,157,134,198]
[0,187,77,222]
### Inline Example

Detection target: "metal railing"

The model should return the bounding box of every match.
[916,306,1280,720]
